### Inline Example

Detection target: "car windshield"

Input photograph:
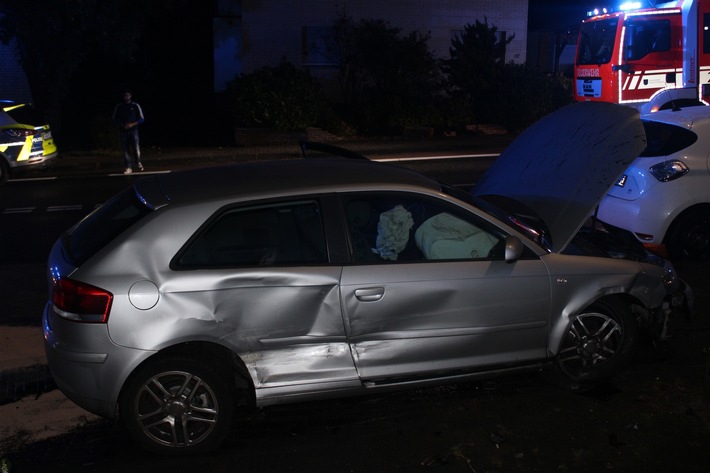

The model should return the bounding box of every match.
[63,187,153,266]
[577,17,618,65]
[444,185,552,252]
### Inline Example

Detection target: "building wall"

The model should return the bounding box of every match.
[240,0,529,73]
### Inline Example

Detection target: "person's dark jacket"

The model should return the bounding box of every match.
[112,101,145,131]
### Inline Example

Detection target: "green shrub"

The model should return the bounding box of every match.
[89,113,119,150]
[333,16,443,134]
[492,64,574,132]
[224,60,331,131]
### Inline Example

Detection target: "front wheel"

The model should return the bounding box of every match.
[550,299,636,389]
[119,355,235,454]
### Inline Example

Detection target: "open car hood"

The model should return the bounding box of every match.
[473,102,646,253]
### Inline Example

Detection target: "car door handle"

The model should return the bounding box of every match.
[354,287,384,302]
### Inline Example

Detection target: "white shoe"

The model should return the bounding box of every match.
[124,168,133,174]
[137,163,144,171]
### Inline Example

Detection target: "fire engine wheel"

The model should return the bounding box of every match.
[547,298,636,390]
[667,209,710,260]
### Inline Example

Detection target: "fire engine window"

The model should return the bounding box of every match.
[704,14,710,54]
[626,20,670,60]
[577,17,618,65]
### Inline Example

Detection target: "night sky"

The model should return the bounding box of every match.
[528,0,608,31]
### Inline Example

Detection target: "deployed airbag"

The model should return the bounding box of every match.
[415,213,497,259]
[372,205,414,261]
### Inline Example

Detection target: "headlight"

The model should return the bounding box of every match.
[649,160,689,182]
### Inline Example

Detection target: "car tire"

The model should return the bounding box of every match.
[548,298,636,390]
[666,209,710,260]
[119,355,236,454]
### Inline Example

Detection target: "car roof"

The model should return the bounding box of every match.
[135,158,442,208]
[641,105,710,129]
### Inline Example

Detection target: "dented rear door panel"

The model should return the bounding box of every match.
[340,259,551,381]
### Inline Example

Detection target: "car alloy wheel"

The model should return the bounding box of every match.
[120,355,235,454]
[552,299,636,388]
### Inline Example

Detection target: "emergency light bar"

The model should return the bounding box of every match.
[587,1,646,16]
[587,7,608,16]
[619,2,642,10]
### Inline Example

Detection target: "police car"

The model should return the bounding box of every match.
[0,100,58,184]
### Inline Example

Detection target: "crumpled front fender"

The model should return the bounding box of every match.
[543,253,680,356]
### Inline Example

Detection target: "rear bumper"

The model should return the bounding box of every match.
[598,196,667,245]
[11,150,59,170]
[42,303,150,419]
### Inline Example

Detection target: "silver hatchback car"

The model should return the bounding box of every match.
[43,103,690,454]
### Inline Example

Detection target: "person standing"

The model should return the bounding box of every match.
[112,90,145,174]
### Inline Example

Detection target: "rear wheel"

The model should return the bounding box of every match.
[119,355,236,454]
[667,209,710,260]
[550,299,636,389]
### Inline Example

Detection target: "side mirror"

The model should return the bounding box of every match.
[504,235,524,263]
[612,63,632,73]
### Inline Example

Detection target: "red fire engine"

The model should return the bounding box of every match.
[574,0,710,113]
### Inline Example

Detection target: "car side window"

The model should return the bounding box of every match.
[343,194,507,264]
[177,200,327,268]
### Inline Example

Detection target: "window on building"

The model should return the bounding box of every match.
[496,31,508,61]
[302,26,339,66]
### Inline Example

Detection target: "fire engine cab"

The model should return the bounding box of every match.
[574,0,710,113]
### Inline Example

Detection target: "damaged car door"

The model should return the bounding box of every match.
[338,192,552,383]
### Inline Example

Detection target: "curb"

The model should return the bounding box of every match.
[0,365,55,406]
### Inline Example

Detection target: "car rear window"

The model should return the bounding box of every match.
[640,120,697,157]
[63,187,153,266]
[3,103,46,126]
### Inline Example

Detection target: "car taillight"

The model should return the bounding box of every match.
[3,128,37,138]
[649,160,689,182]
[52,278,113,323]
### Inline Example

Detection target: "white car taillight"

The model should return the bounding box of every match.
[52,278,113,323]
[649,160,689,182]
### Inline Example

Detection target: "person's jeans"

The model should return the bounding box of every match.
[119,129,141,168]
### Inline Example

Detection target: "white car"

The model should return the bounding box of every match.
[597,106,710,259]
